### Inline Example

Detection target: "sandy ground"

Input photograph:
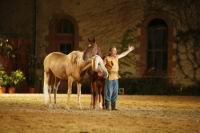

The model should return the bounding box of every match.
[0,94,200,133]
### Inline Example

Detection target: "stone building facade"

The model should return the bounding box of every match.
[1,0,200,93]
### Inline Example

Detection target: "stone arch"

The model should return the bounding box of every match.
[139,13,175,77]
[48,14,79,53]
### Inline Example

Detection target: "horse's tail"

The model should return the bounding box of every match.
[43,72,49,105]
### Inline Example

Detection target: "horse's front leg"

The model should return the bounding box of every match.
[44,72,50,105]
[90,82,97,109]
[77,82,82,109]
[67,76,73,108]
[98,85,103,109]
[90,82,94,109]
[53,79,60,108]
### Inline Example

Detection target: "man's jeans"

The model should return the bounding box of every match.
[104,79,119,103]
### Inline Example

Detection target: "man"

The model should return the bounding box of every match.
[104,45,134,110]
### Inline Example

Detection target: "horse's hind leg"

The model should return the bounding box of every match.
[43,71,50,105]
[48,72,57,109]
[48,86,53,108]
[54,78,60,104]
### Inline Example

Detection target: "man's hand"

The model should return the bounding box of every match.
[128,45,135,51]
[118,45,135,59]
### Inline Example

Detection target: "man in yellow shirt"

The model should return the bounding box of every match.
[104,45,134,110]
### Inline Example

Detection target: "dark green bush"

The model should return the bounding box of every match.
[119,78,199,95]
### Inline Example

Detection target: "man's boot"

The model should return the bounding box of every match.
[105,100,110,110]
[111,101,117,111]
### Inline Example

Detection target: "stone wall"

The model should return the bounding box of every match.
[36,0,145,79]
[146,0,200,86]
[1,0,199,87]
[36,0,200,87]
[0,0,34,38]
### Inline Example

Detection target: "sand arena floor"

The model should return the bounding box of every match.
[0,94,200,133]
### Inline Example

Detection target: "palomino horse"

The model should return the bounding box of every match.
[43,50,108,109]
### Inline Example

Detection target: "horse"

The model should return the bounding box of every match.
[88,69,105,109]
[81,38,105,109]
[88,55,114,109]
[43,49,108,109]
[83,39,105,109]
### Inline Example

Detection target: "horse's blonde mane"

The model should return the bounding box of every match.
[68,51,84,66]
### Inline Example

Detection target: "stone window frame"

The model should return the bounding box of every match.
[139,13,176,78]
[48,14,79,51]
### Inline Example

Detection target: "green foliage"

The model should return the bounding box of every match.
[178,85,200,96]
[9,70,26,88]
[26,53,37,86]
[121,28,137,49]
[119,78,180,95]
[120,78,200,95]
[27,68,36,86]
[0,70,10,88]
[0,37,15,58]
[0,70,26,88]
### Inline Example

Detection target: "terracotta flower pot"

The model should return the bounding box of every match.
[29,87,36,93]
[8,87,16,93]
[0,86,6,94]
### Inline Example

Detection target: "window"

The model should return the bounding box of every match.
[60,43,72,54]
[147,19,168,75]
[56,19,74,34]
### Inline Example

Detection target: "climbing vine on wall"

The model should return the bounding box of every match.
[121,28,137,49]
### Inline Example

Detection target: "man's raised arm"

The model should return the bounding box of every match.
[117,45,134,59]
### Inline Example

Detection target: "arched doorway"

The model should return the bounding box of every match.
[55,19,74,54]
[140,15,174,78]
[146,19,168,76]
[48,15,79,93]
[48,15,79,53]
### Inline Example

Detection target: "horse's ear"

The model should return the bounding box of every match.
[88,38,91,43]
[93,38,96,43]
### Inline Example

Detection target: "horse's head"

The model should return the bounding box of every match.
[88,38,96,47]
[81,55,108,78]
[82,38,107,78]
[83,38,101,60]
[91,55,108,78]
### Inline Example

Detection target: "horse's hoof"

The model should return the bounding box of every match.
[64,105,70,110]
[91,106,96,110]
[79,103,83,108]
[99,103,103,109]
[48,104,54,109]
[79,105,83,110]
[53,104,59,109]
[89,104,94,109]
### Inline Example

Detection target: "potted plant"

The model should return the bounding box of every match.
[0,37,15,58]
[0,70,9,93]
[8,70,26,93]
[27,68,36,93]
[27,53,37,93]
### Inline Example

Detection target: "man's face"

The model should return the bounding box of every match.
[111,47,117,56]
